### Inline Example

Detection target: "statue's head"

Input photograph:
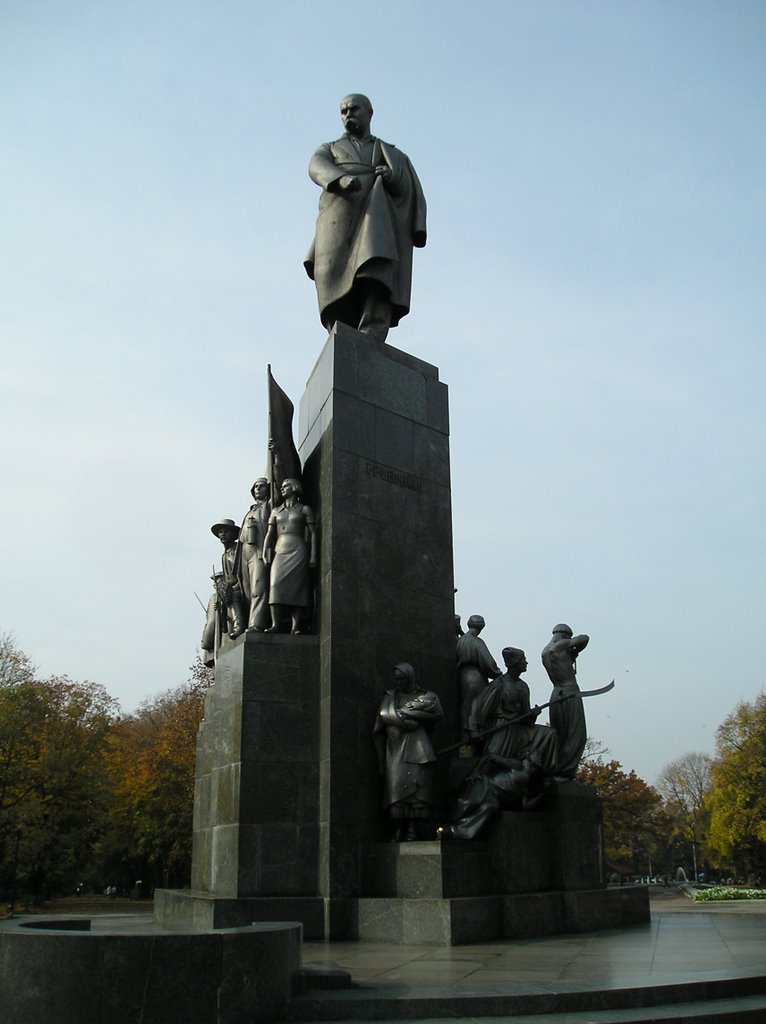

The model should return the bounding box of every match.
[552,623,573,638]
[393,662,416,691]
[467,614,485,633]
[340,94,373,137]
[280,477,303,499]
[251,478,269,500]
[210,518,240,545]
[501,647,527,674]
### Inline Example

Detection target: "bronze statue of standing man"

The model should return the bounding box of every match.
[304,94,427,344]
[541,624,590,780]
[236,478,272,632]
[455,615,502,743]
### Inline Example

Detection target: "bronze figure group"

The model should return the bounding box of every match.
[199,371,318,663]
[378,617,598,842]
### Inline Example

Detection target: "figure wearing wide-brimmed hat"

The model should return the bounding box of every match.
[210,519,245,640]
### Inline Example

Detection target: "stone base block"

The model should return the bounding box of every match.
[502,891,566,939]
[354,885,649,945]
[503,885,650,940]
[563,884,651,931]
[154,890,326,939]
[488,782,603,894]
[364,840,491,898]
[356,896,502,944]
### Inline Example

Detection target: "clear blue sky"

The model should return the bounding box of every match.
[1,1,764,785]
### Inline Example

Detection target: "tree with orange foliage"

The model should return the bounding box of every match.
[99,660,210,891]
[578,755,669,871]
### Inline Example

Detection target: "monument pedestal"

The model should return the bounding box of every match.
[154,631,327,935]
[157,325,458,939]
[353,783,649,944]
[156,326,648,945]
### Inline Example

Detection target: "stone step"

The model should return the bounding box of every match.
[286,975,766,1021]
[286,992,766,1022]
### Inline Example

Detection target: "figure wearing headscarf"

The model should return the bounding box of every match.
[373,663,443,841]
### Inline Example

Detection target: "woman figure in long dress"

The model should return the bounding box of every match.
[263,477,317,634]
[373,663,443,841]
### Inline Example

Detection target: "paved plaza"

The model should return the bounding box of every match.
[292,888,766,1021]
[3,888,765,1021]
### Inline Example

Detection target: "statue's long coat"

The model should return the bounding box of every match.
[373,689,442,810]
[304,135,427,329]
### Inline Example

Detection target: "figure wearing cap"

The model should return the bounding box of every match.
[455,614,502,744]
[236,479,272,632]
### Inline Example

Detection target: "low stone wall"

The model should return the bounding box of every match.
[0,919,301,1024]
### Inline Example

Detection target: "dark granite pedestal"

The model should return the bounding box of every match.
[155,631,326,935]
[297,322,459,937]
[354,782,649,944]
[157,325,459,940]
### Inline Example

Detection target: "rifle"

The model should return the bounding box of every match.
[437,680,615,757]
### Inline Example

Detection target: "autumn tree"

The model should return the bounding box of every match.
[0,634,117,899]
[577,756,669,872]
[99,660,210,891]
[706,692,766,879]
[657,752,712,880]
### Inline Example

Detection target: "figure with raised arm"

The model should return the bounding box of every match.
[541,624,590,779]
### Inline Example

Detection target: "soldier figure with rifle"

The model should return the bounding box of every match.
[210,518,246,641]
